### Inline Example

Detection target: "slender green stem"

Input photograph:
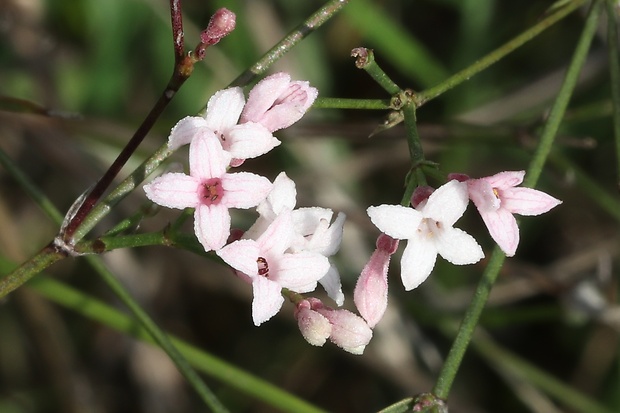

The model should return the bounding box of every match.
[525,0,602,187]
[400,102,427,206]
[83,256,228,413]
[313,97,392,110]
[351,48,402,95]
[415,0,588,106]
[231,0,350,87]
[432,1,602,399]
[606,0,620,186]
[432,248,506,398]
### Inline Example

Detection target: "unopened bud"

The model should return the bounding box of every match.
[201,8,236,45]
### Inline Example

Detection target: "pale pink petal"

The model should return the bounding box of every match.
[257,172,297,218]
[221,172,272,209]
[433,226,484,265]
[423,180,469,226]
[204,87,245,132]
[292,207,333,237]
[216,239,261,276]
[499,187,562,216]
[194,203,230,252]
[225,123,281,159]
[251,276,285,326]
[479,207,520,256]
[467,179,500,212]
[144,173,200,209]
[304,212,345,256]
[354,242,392,328]
[484,170,525,189]
[367,205,422,240]
[400,237,437,291]
[257,211,295,258]
[295,303,332,346]
[275,251,330,293]
[241,73,292,123]
[189,133,230,180]
[319,266,344,306]
[168,116,210,150]
[252,83,317,132]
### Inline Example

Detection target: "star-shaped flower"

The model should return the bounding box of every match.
[144,132,272,252]
[465,170,562,256]
[168,87,280,164]
[367,180,484,291]
[216,211,330,326]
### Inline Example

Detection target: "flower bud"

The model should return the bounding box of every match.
[201,8,236,45]
[295,300,332,346]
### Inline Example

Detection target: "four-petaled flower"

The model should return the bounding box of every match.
[144,132,272,252]
[367,180,484,291]
[217,211,330,326]
[465,170,562,257]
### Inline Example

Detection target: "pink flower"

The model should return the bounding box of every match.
[354,234,399,328]
[168,88,280,163]
[465,170,562,257]
[240,72,319,132]
[144,132,272,252]
[367,180,484,291]
[216,211,330,326]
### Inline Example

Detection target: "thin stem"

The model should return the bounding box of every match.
[84,256,229,413]
[400,101,427,206]
[606,0,620,187]
[525,0,602,187]
[432,0,603,400]
[351,47,402,95]
[415,0,588,106]
[313,97,392,110]
[230,0,350,87]
[62,0,192,242]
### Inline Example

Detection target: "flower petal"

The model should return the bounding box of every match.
[478,207,520,256]
[168,116,210,150]
[144,173,200,209]
[221,172,272,209]
[189,132,231,180]
[275,251,330,293]
[467,178,500,212]
[194,203,230,252]
[225,122,281,159]
[204,87,245,132]
[484,170,525,189]
[257,172,297,218]
[257,211,295,257]
[423,180,469,226]
[400,237,437,291]
[367,205,422,240]
[241,73,292,123]
[319,265,345,306]
[434,226,484,264]
[499,187,562,216]
[216,239,261,276]
[251,276,285,326]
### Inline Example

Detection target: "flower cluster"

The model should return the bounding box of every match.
[145,72,562,355]
[356,173,561,327]
[144,73,373,354]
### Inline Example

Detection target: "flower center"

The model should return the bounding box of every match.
[257,257,269,277]
[200,178,224,206]
[417,218,441,238]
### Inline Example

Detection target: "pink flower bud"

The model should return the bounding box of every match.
[295,300,332,346]
[411,185,434,208]
[447,173,470,182]
[354,234,399,328]
[240,72,318,132]
[310,299,372,355]
[201,8,236,45]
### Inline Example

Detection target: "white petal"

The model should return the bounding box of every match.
[275,251,330,293]
[216,239,261,276]
[144,173,199,209]
[292,207,333,237]
[434,226,484,265]
[423,180,469,226]
[305,212,345,256]
[400,237,437,291]
[319,265,345,306]
[189,133,231,179]
[194,204,230,252]
[225,123,280,159]
[251,277,285,326]
[367,205,422,240]
[259,172,297,217]
[204,87,245,132]
[221,172,272,209]
[168,116,210,150]
[257,211,295,257]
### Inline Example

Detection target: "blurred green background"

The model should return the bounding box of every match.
[1,0,619,412]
